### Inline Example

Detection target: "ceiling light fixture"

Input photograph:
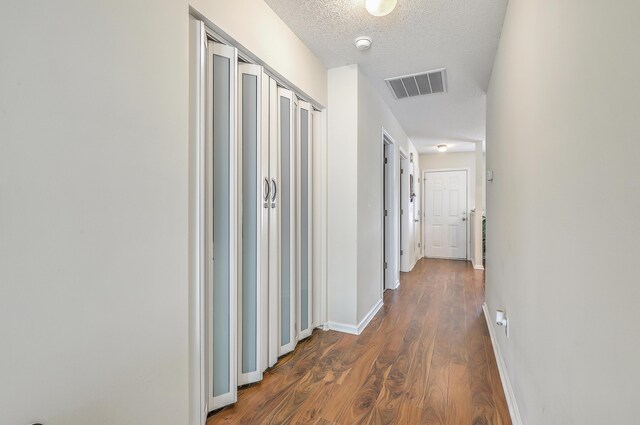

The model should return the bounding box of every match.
[354,36,372,51]
[437,144,448,152]
[365,0,397,17]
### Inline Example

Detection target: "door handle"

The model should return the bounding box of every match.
[263,178,270,202]
[271,179,277,208]
[462,217,466,221]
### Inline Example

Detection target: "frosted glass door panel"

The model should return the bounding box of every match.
[280,95,291,347]
[297,102,312,340]
[212,52,230,399]
[238,63,263,385]
[278,88,296,355]
[207,41,237,411]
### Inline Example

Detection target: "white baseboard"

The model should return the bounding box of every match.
[388,279,400,290]
[327,321,359,335]
[328,298,383,336]
[470,258,485,270]
[482,303,523,425]
[409,260,417,271]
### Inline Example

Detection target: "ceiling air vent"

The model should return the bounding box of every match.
[385,68,447,100]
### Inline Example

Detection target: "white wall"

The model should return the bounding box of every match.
[0,1,327,424]
[326,64,419,328]
[357,66,418,322]
[420,152,478,261]
[327,65,359,326]
[486,0,640,424]
[191,0,327,106]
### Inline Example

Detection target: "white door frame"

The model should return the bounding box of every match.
[412,164,422,265]
[423,168,471,261]
[188,17,207,425]
[399,150,411,272]
[382,130,400,292]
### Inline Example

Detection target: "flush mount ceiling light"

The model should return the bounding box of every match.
[437,144,448,152]
[354,36,372,51]
[365,0,397,17]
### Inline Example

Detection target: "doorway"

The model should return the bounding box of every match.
[382,135,399,291]
[423,170,468,259]
[399,152,411,272]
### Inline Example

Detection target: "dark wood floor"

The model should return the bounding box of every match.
[208,258,511,425]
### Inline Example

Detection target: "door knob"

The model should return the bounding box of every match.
[462,217,466,221]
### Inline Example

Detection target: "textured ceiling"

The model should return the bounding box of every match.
[264,0,508,153]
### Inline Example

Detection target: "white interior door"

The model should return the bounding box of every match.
[297,100,313,341]
[424,170,467,260]
[237,63,263,385]
[206,40,237,411]
[277,87,297,356]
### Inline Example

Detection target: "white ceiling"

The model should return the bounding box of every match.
[264,0,508,153]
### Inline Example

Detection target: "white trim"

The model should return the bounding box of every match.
[471,260,485,270]
[297,100,313,341]
[399,154,411,272]
[326,321,359,335]
[482,303,524,425]
[357,298,383,334]
[188,17,207,425]
[328,298,383,335]
[312,109,328,330]
[409,259,417,271]
[387,279,400,290]
[382,129,400,293]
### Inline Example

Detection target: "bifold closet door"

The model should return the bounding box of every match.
[297,101,313,340]
[206,40,237,410]
[267,77,280,367]
[237,63,263,385]
[262,73,276,370]
[278,87,297,356]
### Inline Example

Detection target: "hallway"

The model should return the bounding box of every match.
[208,259,511,425]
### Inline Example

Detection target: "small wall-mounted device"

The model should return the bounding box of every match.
[496,310,509,337]
[487,170,494,183]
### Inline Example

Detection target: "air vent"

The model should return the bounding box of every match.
[385,69,447,100]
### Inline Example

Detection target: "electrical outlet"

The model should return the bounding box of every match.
[496,310,509,337]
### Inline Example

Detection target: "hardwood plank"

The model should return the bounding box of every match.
[207,259,512,425]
